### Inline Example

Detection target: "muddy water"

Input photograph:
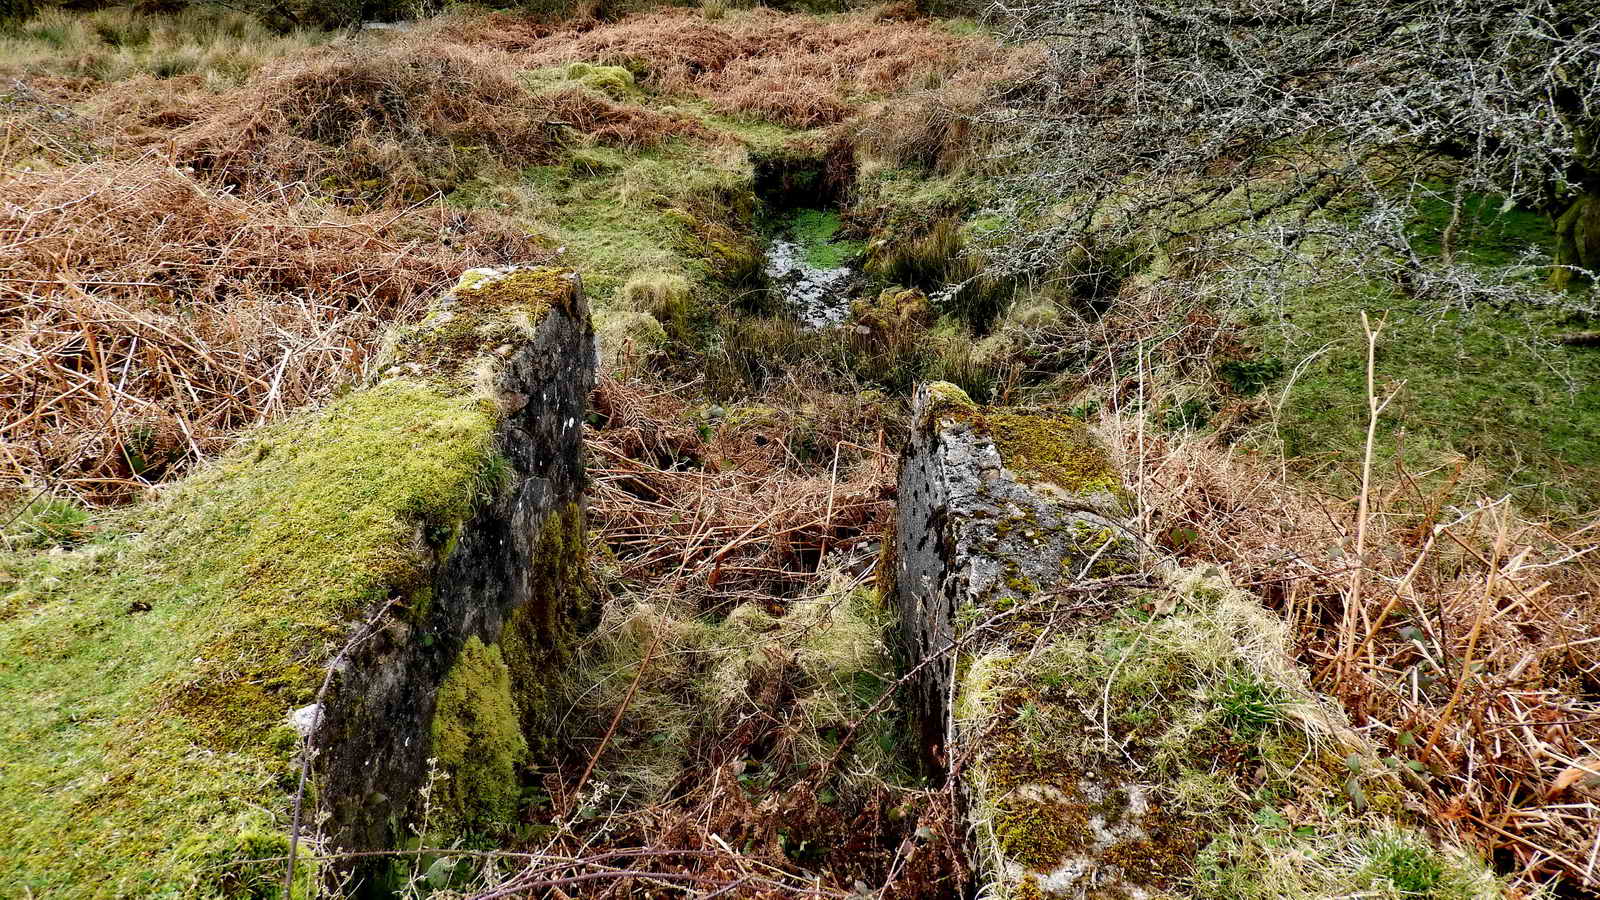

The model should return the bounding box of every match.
[763,209,864,327]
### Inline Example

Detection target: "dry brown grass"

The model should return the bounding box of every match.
[505,374,967,899]
[520,8,1016,129]
[0,159,547,503]
[1127,426,1600,890]
[167,38,708,205]
[587,374,896,608]
[850,45,1044,174]
[3,6,1005,508]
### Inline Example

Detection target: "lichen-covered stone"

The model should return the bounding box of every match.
[891,382,1136,765]
[888,385,1502,899]
[384,265,582,383]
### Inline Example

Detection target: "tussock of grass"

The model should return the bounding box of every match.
[0,5,329,87]
[170,39,706,206]
[569,581,904,805]
[0,495,91,552]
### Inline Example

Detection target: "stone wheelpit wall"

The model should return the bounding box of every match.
[887,382,1136,771]
[311,266,598,881]
[884,383,1506,900]
[0,266,594,897]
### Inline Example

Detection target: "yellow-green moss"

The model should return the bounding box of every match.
[454,267,574,314]
[979,411,1120,495]
[852,286,934,338]
[993,796,1085,870]
[431,637,529,831]
[564,62,638,100]
[390,267,578,378]
[0,377,496,897]
[874,516,899,600]
[524,62,640,101]
[919,380,978,428]
[1013,874,1047,900]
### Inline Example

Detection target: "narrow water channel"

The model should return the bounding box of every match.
[763,208,865,327]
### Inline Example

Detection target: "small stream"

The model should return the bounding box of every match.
[763,209,865,327]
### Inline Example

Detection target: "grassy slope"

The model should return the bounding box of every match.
[449,106,814,310]
[0,380,496,897]
[1259,193,1599,513]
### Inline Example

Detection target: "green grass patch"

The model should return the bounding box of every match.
[461,140,767,308]
[1258,278,1600,514]
[1224,184,1599,514]
[1407,185,1557,270]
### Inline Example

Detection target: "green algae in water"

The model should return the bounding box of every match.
[765,207,867,327]
[788,209,864,269]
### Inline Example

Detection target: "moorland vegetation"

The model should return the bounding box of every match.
[1,0,1596,896]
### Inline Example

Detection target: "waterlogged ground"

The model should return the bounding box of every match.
[764,209,865,326]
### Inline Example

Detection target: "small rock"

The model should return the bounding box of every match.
[290,703,322,739]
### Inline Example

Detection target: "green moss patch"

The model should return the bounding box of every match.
[499,500,588,753]
[523,62,641,102]
[917,385,1123,497]
[956,568,1504,898]
[390,266,579,379]
[919,379,979,426]
[0,377,497,897]
[431,637,529,832]
[992,796,1085,870]
[978,411,1120,495]
[779,208,865,269]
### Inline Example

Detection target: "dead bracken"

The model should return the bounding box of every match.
[1,1,1595,897]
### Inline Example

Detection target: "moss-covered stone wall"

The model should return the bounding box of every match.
[0,266,596,896]
[888,381,1136,770]
[887,382,1505,898]
[309,266,596,876]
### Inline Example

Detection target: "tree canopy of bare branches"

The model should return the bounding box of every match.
[981,0,1599,299]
